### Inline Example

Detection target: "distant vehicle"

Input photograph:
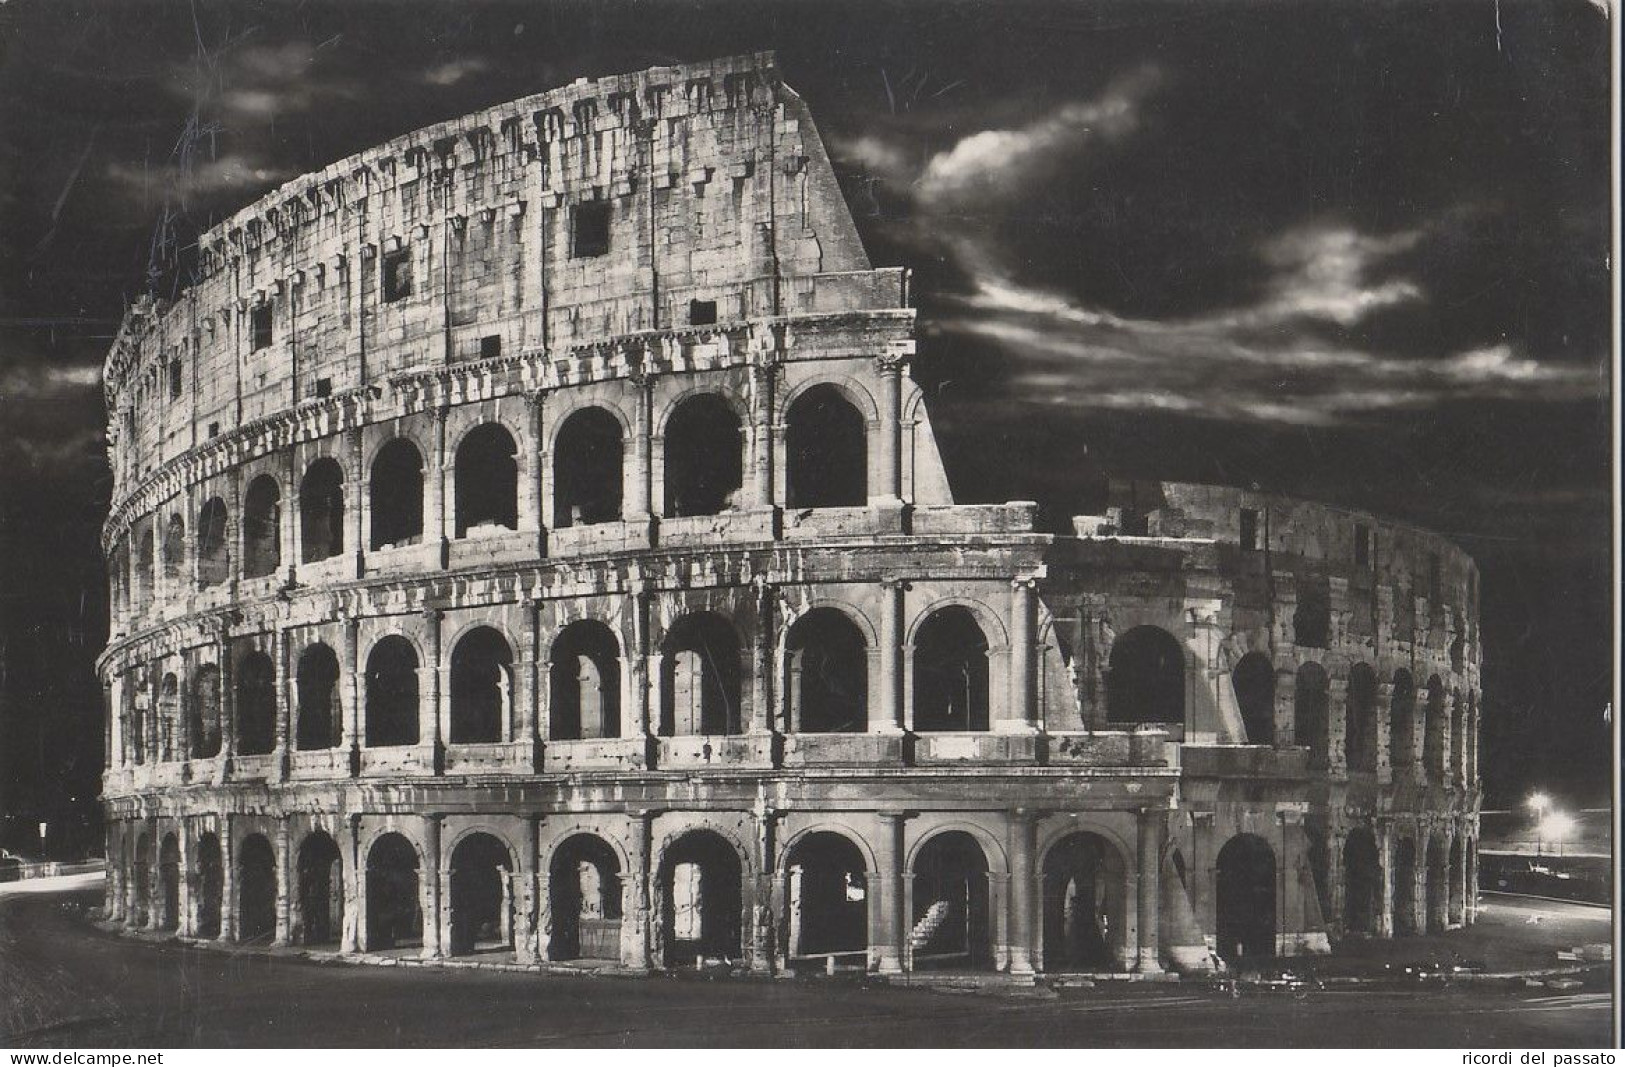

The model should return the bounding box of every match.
[0,849,26,883]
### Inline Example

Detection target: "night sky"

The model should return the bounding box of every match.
[0,0,1612,854]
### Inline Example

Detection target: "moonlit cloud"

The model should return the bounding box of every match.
[105,152,291,201]
[422,57,493,87]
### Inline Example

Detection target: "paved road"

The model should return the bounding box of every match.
[1,887,1613,1048]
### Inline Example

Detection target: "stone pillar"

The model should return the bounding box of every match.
[218,823,236,942]
[527,600,544,768]
[873,345,910,504]
[429,406,450,568]
[874,812,907,974]
[177,831,197,938]
[217,633,235,780]
[876,579,905,734]
[514,816,541,965]
[346,427,366,578]
[1001,576,1038,733]
[523,391,546,555]
[422,608,444,772]
[1135,807,1164,973]
[420,814,443,959]
[749,807,777,974]
[1326,677,1348,776]
[343,618,361,774]
[1273,667,1296,748]
[749,362,775,508]
[274,816,293,945]
[1325,826,1347,939]
[1440,692,1456,786]
[1007,810,1037,975]
[1375,824,1395,938]
[1466,838,1479,923]
[628,372,655,522]
[622,810,653,970]
[1374,681,1394,784]
[273,626,291,781]
[340,815,361,953]
[748,579,773,736]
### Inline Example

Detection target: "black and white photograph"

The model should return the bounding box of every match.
[0,0,1616,1051]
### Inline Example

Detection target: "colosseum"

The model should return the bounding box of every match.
[97,52,1480,978]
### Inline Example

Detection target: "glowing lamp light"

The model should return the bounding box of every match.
[1539,812,1575,843]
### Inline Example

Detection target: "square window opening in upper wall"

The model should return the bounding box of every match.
[250,304,273,350]
[688,299,718,326]
[383,248,413,303]
[1239,507,1259,551]
[573,201,611,258]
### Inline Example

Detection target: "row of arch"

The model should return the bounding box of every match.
[113,385,872,604]
[1322,826,1475,939]
[114,822,1289,971]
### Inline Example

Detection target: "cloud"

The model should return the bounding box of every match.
[915,66,1163,209]
[422,57,493,88]
[105,152,292,201]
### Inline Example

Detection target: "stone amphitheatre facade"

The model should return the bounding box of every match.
[98,53,1480,976]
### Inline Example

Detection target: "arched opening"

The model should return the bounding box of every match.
[553,407,624,527]
[1425,836,1448,933]
[1293,575,1330,648]
[449,627,512,744]
[133,525,154,608]
[158,674,180,763]
[1393,837,1418,936]
[1422,676,1445,783]
[235,650,276,756]
[365,833,422,951]
[370,439,424,549]
[157,833,181,932]
[236,833,277,942]
[1450,688,1465,781]
[163,515,185,584]
[548,835,623,962]
[1347,663,1379,773]
[190,664,222,759]
[1295,662,1330,769]
[785,832,868,967]
[195,832,223,938]
[295,643,342,751]
[1343,828,1381,937]
[1215,833,1276,964]
[659,613,741,736]
[663,394,742,517]
[296,831,344,946]
[658,830,743,967]
[242,475,282,579]
[786,609,867,733]
[912,607,989,732]
[549,620,621,740]
[1231,652,1275,745]
[785,385,866,508]
[197,497,229,587]
[131,834,151,927]
[448,833,514,956]
[365,636,419,747]
[1106,625,1185,726]
[1448,836,1465,926]
[1041,832,1122,971]
[1307,826,1331,924]
[454,424,518,536]
[1390,670,1417,778]
[299,458,346,563]
[911,831,993,971]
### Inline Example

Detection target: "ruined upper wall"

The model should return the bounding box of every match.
[103,53,896,496]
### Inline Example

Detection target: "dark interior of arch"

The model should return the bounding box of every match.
[1230,651,1275,744]
[197,497,230,587]
[133,524,154,604]
[1423,676,1445,782]
[449,626,511,744]
[1347,665,1379,773]
[157,833,180,931]
[1215,833,1276,962]
[1292,574,1331,648]
[448,832,511,955]
[788,608,867,733]
[370,439,424,549]
[158,674,180,762]
[659,613,741,736]
[913,606,989,732]
[663,394,742,518]
[296,643,342,751]
[195,832,222,938]
[550,620,621,741]
[1390,670,1416,774]
[365,636,420,747]
[1106,625,1184,726]
[1393,837,1418,934]
[454,424,518,536]
[237,834,277,942]
[550,835,623,962]
[659,831,741,967]
[553,407,624,528]
[1343,828,1382,936]
[242,475,282,579]
[297,831,344,945]
[190,664,222,758]
[300,458,346,563]
[235,650,276,756]
[163,515,185,581]
[912,831,992,970]
[366,832,421,950]
[1042,832,1115,970]
[786,385,867,508]
[787,832,867,961]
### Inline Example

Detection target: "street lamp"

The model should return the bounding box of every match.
[1527,793,1551,855]
[1540,812,1575,858]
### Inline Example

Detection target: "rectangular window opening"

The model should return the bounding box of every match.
[1354,523,1371,569]
[688,299,718,326]
[479,334,502,360]
[168,360,184,400]
[382,248,413,303]
[250,305,273,350]
[313,377,333,399]
[1239,508,1259,551]
[208,422,220,438]
[572,201,611,258]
